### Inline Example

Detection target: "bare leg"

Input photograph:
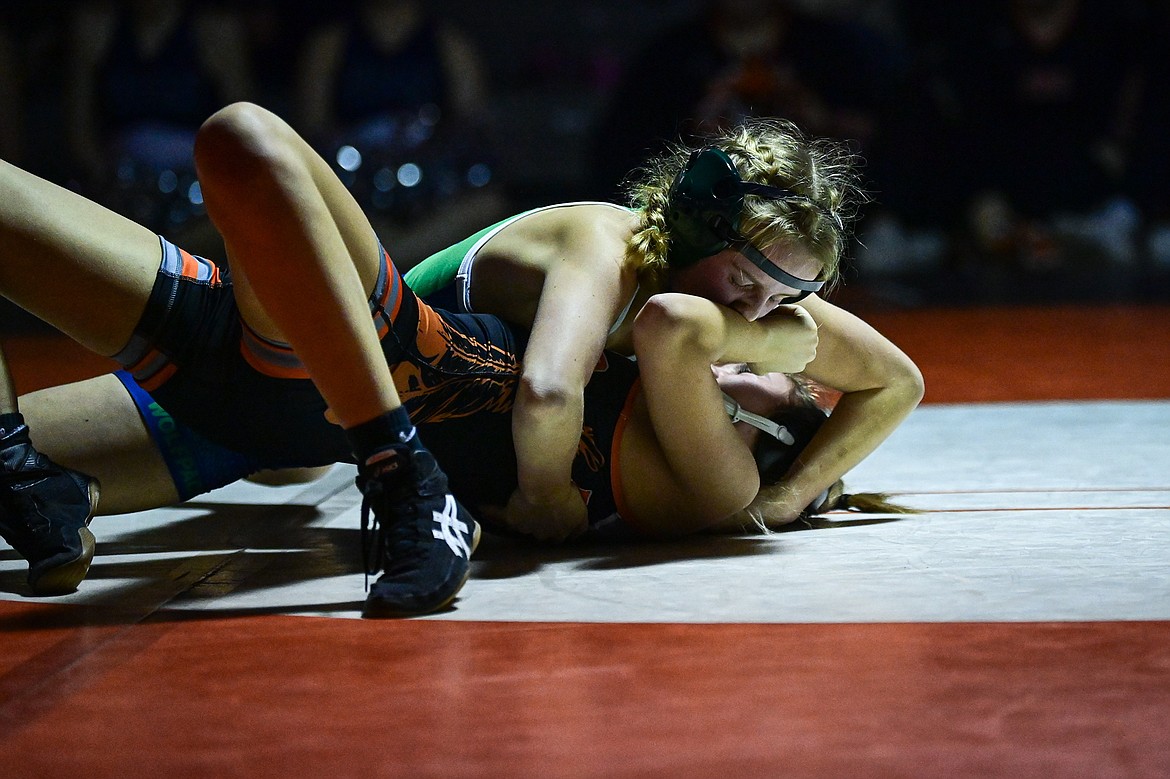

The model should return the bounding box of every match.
[193,102,397,428]
[192,102,478,617]
[0,159,172,593]
[0,157,172,492]
[0,159,160,355]
[20,375,180,514]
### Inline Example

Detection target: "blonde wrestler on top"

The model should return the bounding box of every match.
[405,116,924,540]
[0,105,920,617]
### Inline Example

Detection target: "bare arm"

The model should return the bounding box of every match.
[757,294,924,523]
[436,26,488,121]
[629,293,819,533]
[294,22,346,140]
[194,8,255,105]
[487,209,634,541]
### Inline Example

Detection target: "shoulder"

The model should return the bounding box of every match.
[485,202,639,271]
[506,202,637,239]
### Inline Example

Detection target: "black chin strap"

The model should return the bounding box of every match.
[711,217,825,293]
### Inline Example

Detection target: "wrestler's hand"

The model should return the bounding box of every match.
[747,304,819,375]
[502,484,588,543]
[806,479,847,516]
[742,479,847,529]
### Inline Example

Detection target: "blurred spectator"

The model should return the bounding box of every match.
[787,0,905,41]
[941,0,1144,271]
[865,1,983,222]
[861,0,1149,289]
[854,1,989,278]
[1128,1,1170,271]
[0,2,69,174]
[295,0,509,267]
[65,0,254,253]
[588,0,901,200]
[235,3,341,118]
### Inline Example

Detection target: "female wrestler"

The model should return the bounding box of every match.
[404,117,924,541]
[0,288,888,572]
[0,104,919,610]
[0,100,486,617]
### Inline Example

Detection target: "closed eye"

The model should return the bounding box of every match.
[731,269,755,289]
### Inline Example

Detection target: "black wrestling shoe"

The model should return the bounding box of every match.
[0,426,100,595]
[357,445,479,618]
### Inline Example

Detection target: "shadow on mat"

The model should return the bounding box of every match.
[0,502,907,627]
[0,499,366,626]
[470,511,907,580]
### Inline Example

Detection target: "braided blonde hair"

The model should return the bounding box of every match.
[624,117,866,292]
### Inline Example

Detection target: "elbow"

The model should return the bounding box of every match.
[516,372,581,413]
[867,347,925,410]
[898,356,926,409]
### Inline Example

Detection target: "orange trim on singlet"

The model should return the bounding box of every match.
[412,295,449,356]
[382,246,404,321]
[124,346,178,391]
[137,362,178,392]
[372,246,405,340]
[610,377,642,532]
[233,245,407,379]
[239,340,312,380]
[177,247,220,284]
[124,346,161,375]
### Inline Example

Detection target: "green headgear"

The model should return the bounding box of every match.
[664,146,826,295]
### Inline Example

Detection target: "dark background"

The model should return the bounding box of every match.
[2,0,1167,335]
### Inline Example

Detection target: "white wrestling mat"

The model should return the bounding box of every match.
[2,400,1168,623]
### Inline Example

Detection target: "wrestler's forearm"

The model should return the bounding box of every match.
[638,293,818,372]
[510,269,612,529]
[765,293,924,518]
[774,379,921,520]
[511,381,585,502]
[507,382,589,541]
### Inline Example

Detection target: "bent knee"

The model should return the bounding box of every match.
[194,102,299,186]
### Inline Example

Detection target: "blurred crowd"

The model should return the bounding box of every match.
[0,0,507,265]
[2,0,1168,306]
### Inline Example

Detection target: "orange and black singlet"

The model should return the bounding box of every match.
[114,236,645,537]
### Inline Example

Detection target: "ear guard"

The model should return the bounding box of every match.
[666,147,750,267]
[665,147,826,296]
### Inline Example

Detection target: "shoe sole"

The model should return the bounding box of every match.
[28,479,100,596]
[362,520,482,619]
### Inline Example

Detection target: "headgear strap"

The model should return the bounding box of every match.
[723,393,795,444]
